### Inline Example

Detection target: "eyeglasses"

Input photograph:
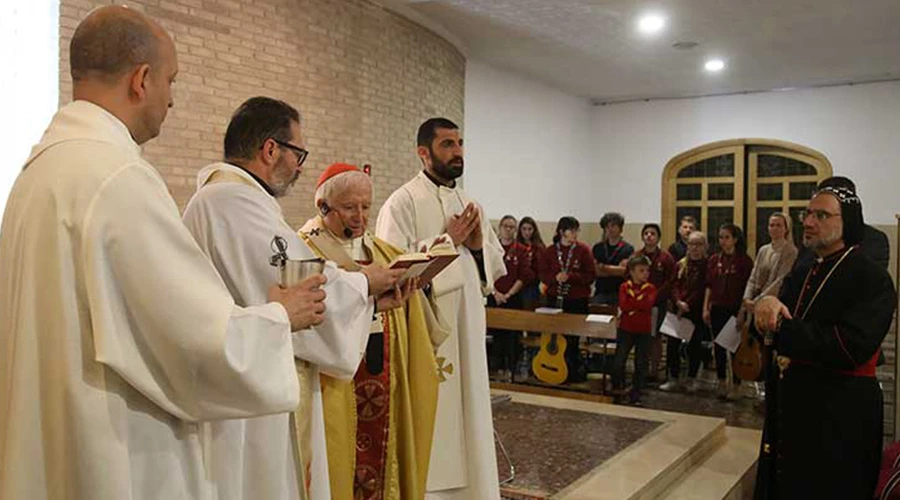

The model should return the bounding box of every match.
[799,209,841,222]
[271,138,309,167]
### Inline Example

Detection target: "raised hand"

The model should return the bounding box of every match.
[446,203,479,247]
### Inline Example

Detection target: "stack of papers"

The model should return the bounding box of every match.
[586,314,615,323]
[534,307,563,314]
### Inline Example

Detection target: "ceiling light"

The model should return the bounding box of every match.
[704,59,725,72]
[637,14,665,35]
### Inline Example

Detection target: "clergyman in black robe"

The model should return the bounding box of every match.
[754,186,897,500]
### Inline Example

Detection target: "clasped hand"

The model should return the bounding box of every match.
[447,202,482,250]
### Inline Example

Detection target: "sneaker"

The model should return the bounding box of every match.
[716,380,728,400]
[685,379,699,394]
[629,397,644,407]
[659,380,680,392]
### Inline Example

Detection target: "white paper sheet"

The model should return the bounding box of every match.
[713,315,741,353]
[659,312,695,341]
[586,314,615,323]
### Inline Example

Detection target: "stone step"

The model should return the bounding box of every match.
[654,427,761,500]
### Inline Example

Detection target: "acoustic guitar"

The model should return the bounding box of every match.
[532,283,570,385]
[733,312,763,381]
[532,333,568,385]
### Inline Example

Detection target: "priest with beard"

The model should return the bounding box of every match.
[182,97,405,500]
[297,163,449,500]
[753,186,896,499]
[376,118,506,500]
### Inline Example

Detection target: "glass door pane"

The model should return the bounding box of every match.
[747,148,828,255]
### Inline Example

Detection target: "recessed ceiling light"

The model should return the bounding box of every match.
[704,59,725,72]
[637,14,665,35]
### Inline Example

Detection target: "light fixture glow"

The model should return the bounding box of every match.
[704,59,725,72]
[637,14,665,35]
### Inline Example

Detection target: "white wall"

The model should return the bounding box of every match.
[463,60,594,223]
[590,81,900,224]
[0,0,59,220]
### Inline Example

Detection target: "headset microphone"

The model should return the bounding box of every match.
[320,202,354,238]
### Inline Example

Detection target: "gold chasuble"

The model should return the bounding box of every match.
[299,216,448,500]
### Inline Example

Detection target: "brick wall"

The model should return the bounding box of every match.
[59,0,465,228]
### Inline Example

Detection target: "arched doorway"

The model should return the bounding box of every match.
[661,139,833,255]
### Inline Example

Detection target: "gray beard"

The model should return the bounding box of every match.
[803,230,841,250]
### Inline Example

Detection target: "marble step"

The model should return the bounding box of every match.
[556,405,726,500]
[653,427,761,500]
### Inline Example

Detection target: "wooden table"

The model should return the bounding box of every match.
[485,308,617,340]
[486,308,618,395]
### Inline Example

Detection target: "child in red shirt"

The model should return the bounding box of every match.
[611,255,658,405]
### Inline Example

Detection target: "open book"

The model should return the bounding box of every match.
[388,240,459,286]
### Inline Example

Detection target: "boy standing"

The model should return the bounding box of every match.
[611,256,658,405]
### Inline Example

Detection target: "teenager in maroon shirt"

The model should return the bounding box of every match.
[660,231,709,393]
[703,223,753,400]
[489,215,535,380]
[516,216,545,307]
[538,216,596,382]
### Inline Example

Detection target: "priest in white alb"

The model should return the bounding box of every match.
[0,9,327,500]
[182,97,405,500]
[376,117,506,500]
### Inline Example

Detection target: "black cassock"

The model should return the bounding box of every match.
[755,246,896,499]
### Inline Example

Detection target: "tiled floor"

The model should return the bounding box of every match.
[493,369,765,431]
[635,380,764,430]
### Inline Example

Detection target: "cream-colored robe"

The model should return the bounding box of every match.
[182,162,374,500]
[375,171,506,500]
[0,101,300,500]
[299,218,448,500]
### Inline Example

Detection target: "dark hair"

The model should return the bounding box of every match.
[553,216,580,244]
[718,223,747,255]
[517,216,545,247]
[679,215,698,227]
[626,254,651,272]
[641,223,661,238]
[818,176,856,192]
[70,8,160,83]
[499,215,517,226]
[600,212,625,230]
[224,97,300,162]
[417,118,459,148]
